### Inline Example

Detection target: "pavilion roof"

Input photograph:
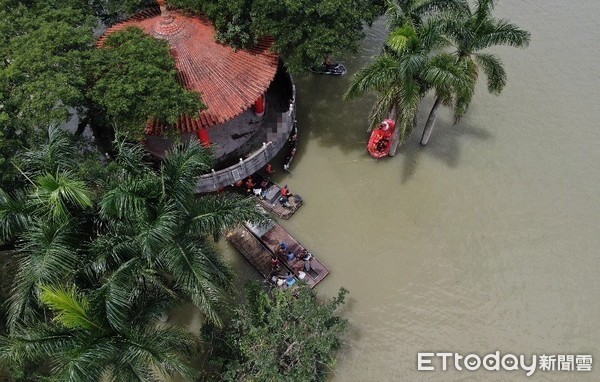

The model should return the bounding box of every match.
[97,7,279,134]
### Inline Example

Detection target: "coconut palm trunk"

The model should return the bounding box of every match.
[420,95,443,145]
[388,103,401,156]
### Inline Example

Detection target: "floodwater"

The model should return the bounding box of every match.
[222,1,600,381]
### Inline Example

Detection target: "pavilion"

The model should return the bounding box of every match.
[97,0,297,192]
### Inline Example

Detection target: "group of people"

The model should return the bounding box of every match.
[268,242,313,288]
[235,162,276,198]
[277,242,312,272]
[375,136,390,152]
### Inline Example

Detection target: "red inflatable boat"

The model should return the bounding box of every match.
[367,119,396,158]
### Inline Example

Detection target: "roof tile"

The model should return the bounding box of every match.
[97,7,279,134]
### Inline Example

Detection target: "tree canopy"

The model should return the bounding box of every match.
[171,0,384,72]
[0,127,268,380]
[89,27,204,140]
[205,283,349,382]
[346,0,530,147]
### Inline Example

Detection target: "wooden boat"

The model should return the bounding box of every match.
[309,63,347,76]
[367,119,396,158]
[283,124,298,172]
[226,225,297,288]
[233,175,302,219]
[257,182,302,220]
[245,221,329,288]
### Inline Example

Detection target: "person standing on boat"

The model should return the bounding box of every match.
[271,255,281,270]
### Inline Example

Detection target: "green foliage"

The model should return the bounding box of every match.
[345,19,469,138]
[0,1,94,131]
[89,27,205,140]
[206,283,349,382]
[0,128,268,380]
[1,286,200,381]
[169,0,383,72]
[89,0,156,25]
[39,285,101,331]
[0,1,94,189]
[250,0,376,72]
[347,0,530,145]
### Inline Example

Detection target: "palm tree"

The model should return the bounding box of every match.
[0,285,199,381]
[91,140,267,328]
[385,0,468,29]
[419,0,530,145]
[1,128,268,380]
[2,128,266,332]
[344,20,471,151]
[0,127,94,329]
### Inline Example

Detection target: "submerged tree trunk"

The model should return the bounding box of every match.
[420,95,443,146]
[388,103,400,156]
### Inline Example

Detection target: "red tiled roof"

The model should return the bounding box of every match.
[97,7,279,134]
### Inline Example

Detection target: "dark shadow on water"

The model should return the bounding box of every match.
[293,72,372,155]
[397,108,494,183]
[293,72,494,180]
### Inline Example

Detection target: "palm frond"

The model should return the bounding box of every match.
[472,19,531,51]
[94,258,141,331]
[188,193,267,238]
[99,173,159,220]
[39,285,102,331]
[161,242,233,326]
[161,139,213,205]
[0,324,77,374]
[7,222,81,329]
[112,139,151,177]
[474,52,506,94]
[425,53,470,90]
[116,326,199,380]
[386,25,417,53]
[22,126,78,178]
[475,0,497,23]
[344,54,402,100]
[0,188,31,244]
[412,0,470,20]
[136,201,180,257]
[33,172,93,221]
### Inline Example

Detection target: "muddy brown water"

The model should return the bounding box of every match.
[219,1,600,381]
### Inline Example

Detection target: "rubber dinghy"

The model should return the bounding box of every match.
[367,119,396,158]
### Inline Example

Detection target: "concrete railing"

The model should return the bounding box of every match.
[196,75,296,193]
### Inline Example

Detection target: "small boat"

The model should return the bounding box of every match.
[309,63,347,76]
[258,182,302,220]
[234,175,302,219]
[245,221,329,288]
[283,124,298,172]
[367,119,396,158]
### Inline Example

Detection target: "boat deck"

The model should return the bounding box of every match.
[247,222,329,288]
[258,183,302,219]
[226,225,291,282]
